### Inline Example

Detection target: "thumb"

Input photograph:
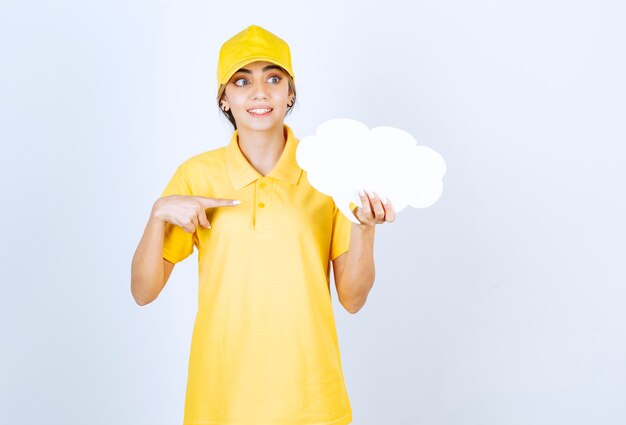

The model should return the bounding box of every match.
[194,196,241,208]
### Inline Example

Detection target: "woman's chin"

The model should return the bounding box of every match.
[239,118,283,132]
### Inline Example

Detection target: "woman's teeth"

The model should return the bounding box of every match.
[248,108,272,114]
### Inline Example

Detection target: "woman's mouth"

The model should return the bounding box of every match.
[247,108,273,117]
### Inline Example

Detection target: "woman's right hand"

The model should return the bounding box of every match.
[151,195,240,233]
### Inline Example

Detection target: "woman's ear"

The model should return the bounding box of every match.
[220,98,230,112]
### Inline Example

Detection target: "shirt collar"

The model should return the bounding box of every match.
[225,124,303,190]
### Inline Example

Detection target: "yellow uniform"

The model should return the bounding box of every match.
[161,124,353,425]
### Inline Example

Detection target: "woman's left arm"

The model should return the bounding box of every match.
[333,190,395,314]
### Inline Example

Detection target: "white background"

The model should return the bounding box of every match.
[1,0,625,424]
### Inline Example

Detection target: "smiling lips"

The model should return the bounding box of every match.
[248,107,273,117]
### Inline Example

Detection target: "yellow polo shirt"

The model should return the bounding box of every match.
[160,124,353,425]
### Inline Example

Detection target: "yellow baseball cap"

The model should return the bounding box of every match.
[216,25,295,97]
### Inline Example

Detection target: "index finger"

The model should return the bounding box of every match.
[194,196,241,208]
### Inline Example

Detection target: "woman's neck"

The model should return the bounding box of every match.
[236,124,287,176]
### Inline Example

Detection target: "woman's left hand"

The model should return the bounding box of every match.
[352,190,396,226]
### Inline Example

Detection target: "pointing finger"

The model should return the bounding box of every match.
[195,196,241,208]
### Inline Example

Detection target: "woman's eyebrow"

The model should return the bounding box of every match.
[236,65,284,74]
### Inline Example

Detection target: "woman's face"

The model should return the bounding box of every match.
[221,60,293,132]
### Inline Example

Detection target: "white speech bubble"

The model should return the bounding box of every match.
[296,118,447,223]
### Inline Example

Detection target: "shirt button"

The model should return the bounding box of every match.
[259,182,267,188]
[258,202,265,208]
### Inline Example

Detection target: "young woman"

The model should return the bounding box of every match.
[131,24,395,425]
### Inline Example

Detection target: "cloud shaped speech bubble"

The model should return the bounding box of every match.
[296,118,447,224]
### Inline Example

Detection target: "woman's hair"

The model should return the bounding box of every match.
[217,66,297,131]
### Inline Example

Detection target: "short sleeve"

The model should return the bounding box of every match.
[330,202,352,261]
[160,165,196,264]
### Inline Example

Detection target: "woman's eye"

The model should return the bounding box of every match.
[234,75,281,87]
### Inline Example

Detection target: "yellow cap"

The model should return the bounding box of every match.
[216,25,295,97]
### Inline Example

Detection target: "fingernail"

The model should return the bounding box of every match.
[359,189,365,197]
[381,195,388,204]
[233,200,241,205]
[367,191,375,198]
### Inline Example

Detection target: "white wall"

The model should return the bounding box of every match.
[1,0,625,424]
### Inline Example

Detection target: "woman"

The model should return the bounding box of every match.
[131,24,395,425]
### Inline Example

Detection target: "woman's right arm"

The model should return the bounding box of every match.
[131,195,239,306]
[130,211,172,306]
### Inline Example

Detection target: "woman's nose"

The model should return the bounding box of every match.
[253,92,267,101]
[252,83,268,100]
